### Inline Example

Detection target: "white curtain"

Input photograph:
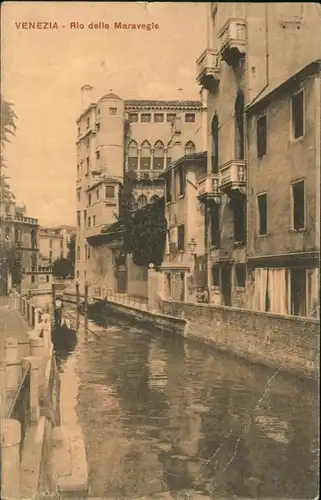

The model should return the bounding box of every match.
[254,268,268,312]
[307,268,319,317]
[268,268,287,315]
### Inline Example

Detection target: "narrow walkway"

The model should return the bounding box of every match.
[0,296,30,356]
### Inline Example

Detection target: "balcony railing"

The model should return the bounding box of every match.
[126,170,163,181]
[2,214,38,225]
[196,49,220,90]
[218,160,246,194]
[218,18,247,66]
[197,174,220,202]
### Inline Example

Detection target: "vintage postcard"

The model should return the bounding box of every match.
[0,2,319,499]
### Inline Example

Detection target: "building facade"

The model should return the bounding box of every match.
[75,89,203,293]
[39,225,76,265]
[0,198,39,290]
[195,2,320,316]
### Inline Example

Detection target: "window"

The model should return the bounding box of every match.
[77,190,80,201]
[141,113,151,123]
[177,224,185,251]
[140,140,151,169]
[235,90,245,160]
[166,172,172,203]
[49,239,52,249]
[137,194,148,209]
[128,140,139,171]
[86,117,90,129]
[80,161,83,177]
[291,90,304,139]
[88,193,91,205]
[76,270,80,278]
[128,113,138,122]
[166,142,172,168]
[167,113,176,123]
[86,136,90,149]
[77,165,80,179]
[86,157,90,175]
[96,189,100,200]
[153,140,164,170]
[211,266,220,287]
[210,204,220,247]
[96,150,100,160]
[233,199,246,244]
[109,107,117,115]
[77,211,80,227]
[77,126,80,136]
[88,246,91,259]
[291,268,306,316]
[184,141,196,156]
[178,166,186,197]
[292,180,305,230]
[83,210,87,227]
[211,113,219,173]
[154,113,164,122]
[105,185,115,198]
[31,275,35,284]
[97,108,100,115]
[49,251,52,263]
[88,216,91,228]
[93,215,96,226]
[185,113,195,123]
[235,264,246,288]
[96,122,100,132]
[257,114,267,158]
[257,193,267,235]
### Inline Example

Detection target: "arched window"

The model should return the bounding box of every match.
[235,90,245,160]
[31,228,37,248]
[153,140,164,170]
[166,142,172,168]
[184,141,196,156]
[211,113,219,173]
[137,194,148,209]
[140,140,151,170]
[15,228,22,245]
[4,226,11,240]
[128,140,139,171]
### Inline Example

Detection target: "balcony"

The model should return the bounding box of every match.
[218,160,246,195]
[197,174,220,203]
[196,49,220,90]
[218,18,246,67]
[3,213,38,225]
[126,170,163,182]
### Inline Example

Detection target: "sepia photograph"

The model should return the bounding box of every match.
[0,2,320,499]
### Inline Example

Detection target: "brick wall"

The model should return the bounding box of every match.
[160,299,319,379]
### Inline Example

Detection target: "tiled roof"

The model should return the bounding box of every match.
[124,100,202,108]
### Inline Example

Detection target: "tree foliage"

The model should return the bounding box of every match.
[52,257,73,279]
[123,197,167,267]
[0,243,23,286]
[1,95,17,168]
[66,234,76,278]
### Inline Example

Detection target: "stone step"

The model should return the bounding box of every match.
[52,425,88,496]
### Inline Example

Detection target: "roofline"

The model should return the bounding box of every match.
[160,151,207,176]
[246,60,321,113]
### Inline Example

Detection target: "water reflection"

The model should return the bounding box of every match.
[74,320,318,499]
[52,324,78,371]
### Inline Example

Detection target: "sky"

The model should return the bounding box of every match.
[1,1,207,226]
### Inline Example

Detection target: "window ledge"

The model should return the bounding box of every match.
[233,241,245,248]
[289,135,304,145]
[256,233,268,238]
[178,194,185,199]
[289,227,307,233]
[210,245,220,250]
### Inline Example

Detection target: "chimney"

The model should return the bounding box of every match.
[80,84,94,110]
[177,88,183,100]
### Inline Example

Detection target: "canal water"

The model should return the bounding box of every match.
[56,316,319,500]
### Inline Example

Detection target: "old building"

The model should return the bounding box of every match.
[39,225,76,265]
[196,2,320,315]
[0,198,39,289]
[75,87,203,294]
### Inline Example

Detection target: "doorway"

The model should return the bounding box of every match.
[220,265,232,306]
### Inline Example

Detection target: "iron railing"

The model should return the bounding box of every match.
[7,362,31,461]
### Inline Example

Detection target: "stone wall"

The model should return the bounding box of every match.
[160,299,319,380]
